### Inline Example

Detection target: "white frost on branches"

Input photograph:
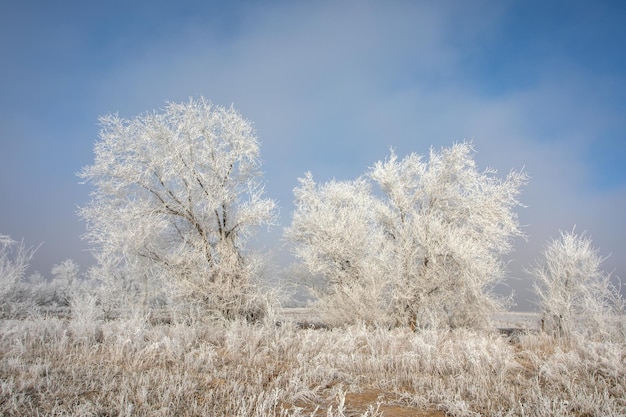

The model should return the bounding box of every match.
[79,98,277,319]
[532,230,625,342]
[285,174,392,325]
[286,142,528,328]
[0,235,35,308]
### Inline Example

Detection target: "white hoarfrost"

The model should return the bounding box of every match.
[532,230,625,342]
[285,174,392,325]
[79,98,277,320]
[286,142,528,328]
[0,235,36,315]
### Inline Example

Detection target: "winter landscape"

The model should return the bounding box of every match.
[1,100,624,416]
[2,2,626,416]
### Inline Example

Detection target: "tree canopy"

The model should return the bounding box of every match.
[79,98,277,319]
[286,142,528,328]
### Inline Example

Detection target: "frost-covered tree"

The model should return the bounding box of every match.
[285,174,392,325]
[532,230,624,342]
[50,259,81,306]
[51,259,79,285]
[79,98,277,320]
[0,235,36,316]
[371,143,527,329]
[286,142,527,329]
[0,235,29,298]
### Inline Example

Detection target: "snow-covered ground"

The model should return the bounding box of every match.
[279,307,542,331]
[491,311,541,331]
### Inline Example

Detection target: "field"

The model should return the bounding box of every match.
[1,308,624,416]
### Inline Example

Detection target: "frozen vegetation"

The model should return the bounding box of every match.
[0,311,625,416]
[1,98,624,415]
[286,142,527,329]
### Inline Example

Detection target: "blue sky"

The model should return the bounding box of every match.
[1,0,625,309]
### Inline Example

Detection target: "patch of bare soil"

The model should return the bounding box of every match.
[286,389,444,417]
[344,390,445,417]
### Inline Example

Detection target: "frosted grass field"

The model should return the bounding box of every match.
[1,308,623,416]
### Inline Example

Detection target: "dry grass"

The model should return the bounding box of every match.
[0,312,624,416]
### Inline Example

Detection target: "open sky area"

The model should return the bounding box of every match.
[1,0,625,310]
